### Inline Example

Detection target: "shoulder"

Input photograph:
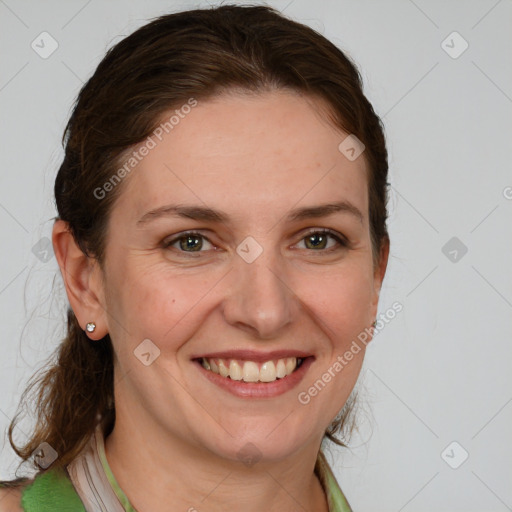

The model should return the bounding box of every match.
[13,466,85,512]
[0,478,33,512]
[1,465,85,512]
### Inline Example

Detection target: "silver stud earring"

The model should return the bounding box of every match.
[86,322,96,333]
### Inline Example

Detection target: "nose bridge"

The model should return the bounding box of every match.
[223,239,296,338]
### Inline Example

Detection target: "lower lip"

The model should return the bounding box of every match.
[194,357,314,398]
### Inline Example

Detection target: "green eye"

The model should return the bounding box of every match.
[163,232,213,253]
[177,234,204,252]
[162,228,347,256]
[298,229,347,251]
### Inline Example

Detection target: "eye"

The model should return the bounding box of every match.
[296,229,347,252]
[162,231,215,254]
[162,228,348,257]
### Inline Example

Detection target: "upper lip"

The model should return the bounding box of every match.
[191,350,313,363]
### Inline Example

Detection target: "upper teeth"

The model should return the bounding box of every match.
[201,357,302,383]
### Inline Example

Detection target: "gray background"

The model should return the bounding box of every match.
[1,1,511,511]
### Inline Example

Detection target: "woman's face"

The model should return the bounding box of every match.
[97,90,387,462]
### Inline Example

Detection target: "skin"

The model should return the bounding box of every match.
[52,89,389,512]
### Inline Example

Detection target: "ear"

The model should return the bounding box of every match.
[52,219,108,340]
[369,236,390,322]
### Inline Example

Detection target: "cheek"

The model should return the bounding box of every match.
[299,262,375,343]
[295,263,373,404]
[297,271,371,422]
[108,261,220,349]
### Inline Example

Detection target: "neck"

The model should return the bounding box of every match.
[103,409,329,512]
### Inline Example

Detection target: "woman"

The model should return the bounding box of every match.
[0,4,389,511]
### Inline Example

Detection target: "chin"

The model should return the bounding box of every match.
[197,416,320,465]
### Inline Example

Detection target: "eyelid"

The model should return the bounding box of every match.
[295,227,349,249]
[299,227,347,241]
[162,230,215,249]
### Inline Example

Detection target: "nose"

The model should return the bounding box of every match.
[222,243,298,339]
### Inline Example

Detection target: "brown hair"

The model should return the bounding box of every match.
[5,3,388,478]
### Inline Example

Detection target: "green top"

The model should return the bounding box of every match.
[0,466,85,511]
[1,448,352,511]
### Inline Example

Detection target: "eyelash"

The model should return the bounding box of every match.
[162,228,348,256]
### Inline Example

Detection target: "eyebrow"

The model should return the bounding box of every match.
[136,200,364,226]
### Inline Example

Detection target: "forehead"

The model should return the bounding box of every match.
[114,90,368,225]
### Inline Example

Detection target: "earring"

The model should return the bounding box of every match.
[372,320,377,328]
[86,322,96,333]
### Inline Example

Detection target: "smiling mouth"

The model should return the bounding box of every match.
[196,356,306,383]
